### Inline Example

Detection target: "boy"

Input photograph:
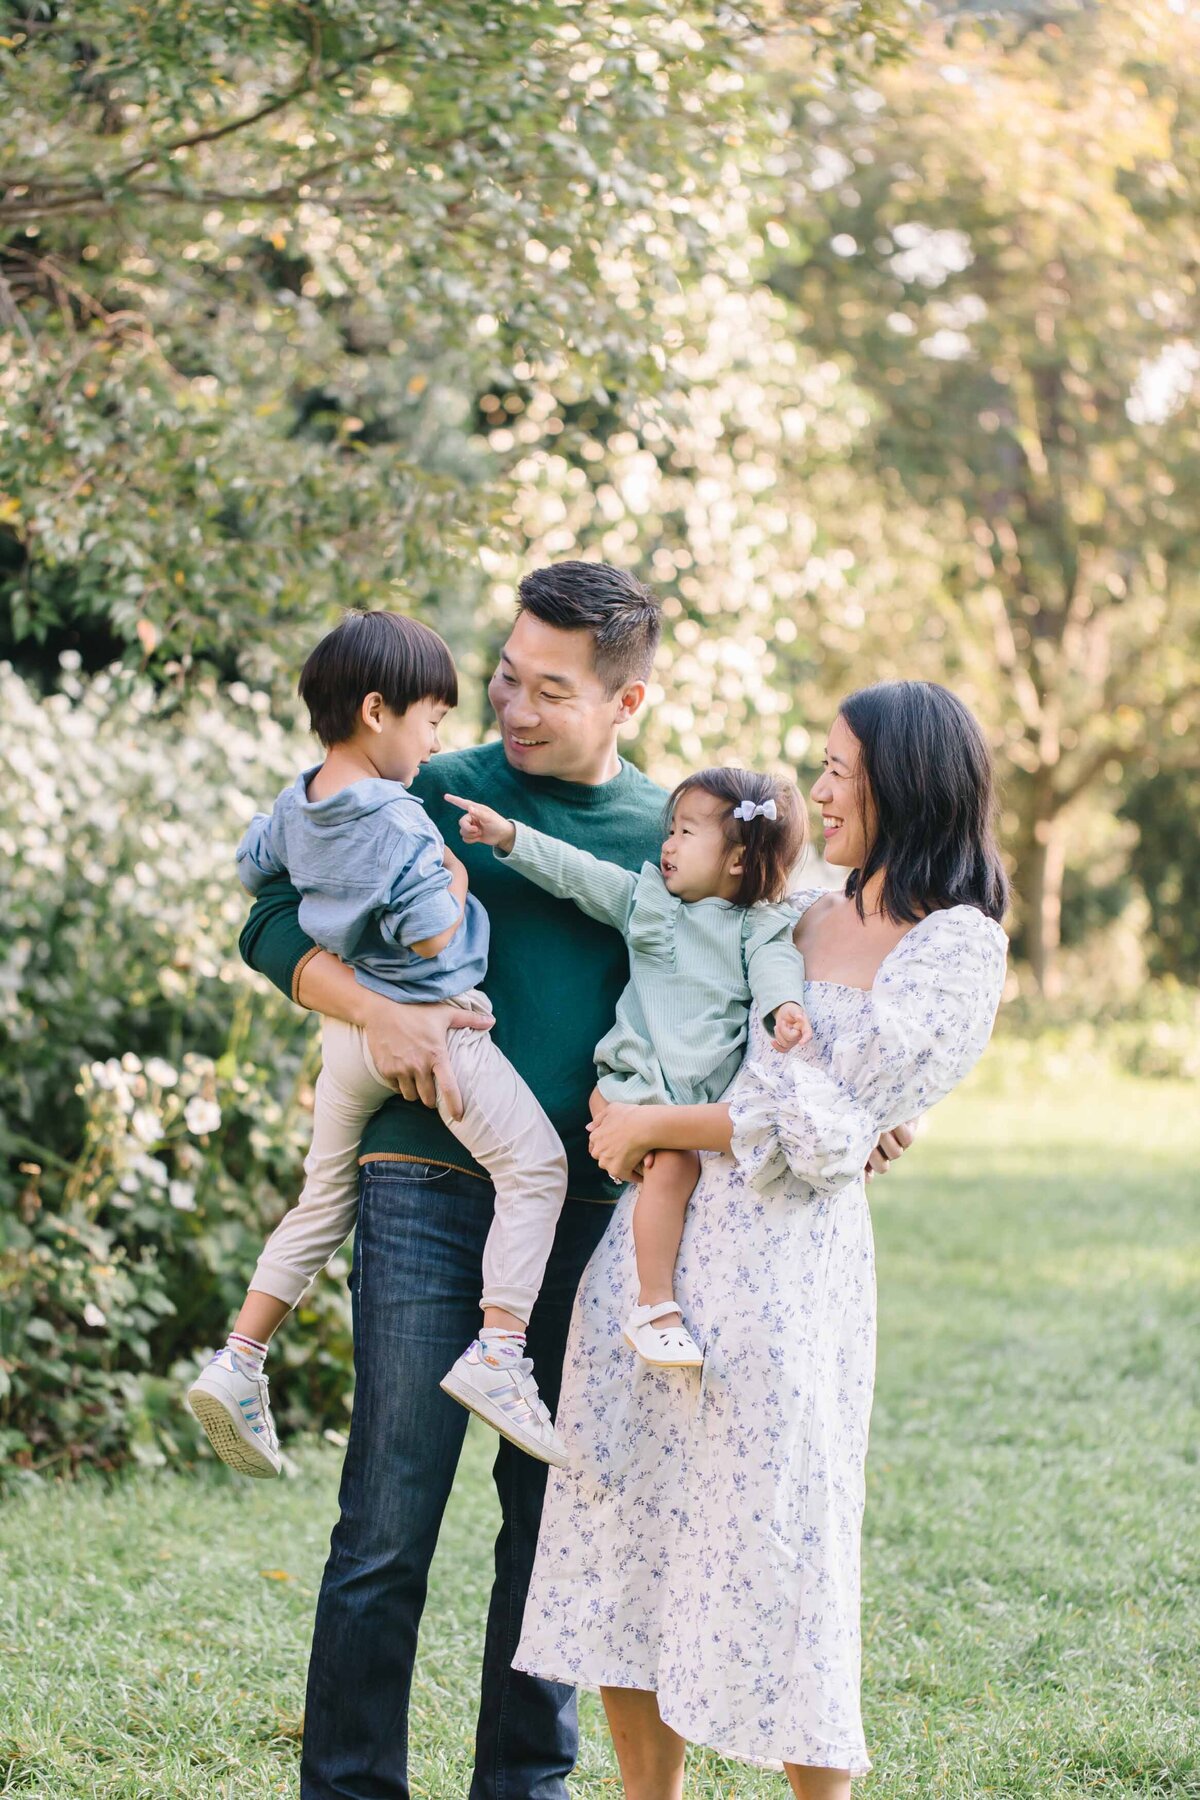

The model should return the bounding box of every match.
[187,610,570,1472]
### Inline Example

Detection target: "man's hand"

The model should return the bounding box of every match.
[771,1002,814,1054]
[445,794,516,854]
[360,995,493,1120]
[865,1119,919,1181]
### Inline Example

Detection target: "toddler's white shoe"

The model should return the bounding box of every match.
[186,1347,281,1478]
[440,1341,569,1469]
[623,1301,704,1368]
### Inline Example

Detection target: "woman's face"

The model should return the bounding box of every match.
[811,712,873,870]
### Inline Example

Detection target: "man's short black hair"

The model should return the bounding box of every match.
[298,610,458,747]
[516,561,662,696]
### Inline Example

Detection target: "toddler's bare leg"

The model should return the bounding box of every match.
[632,1148,701,1323]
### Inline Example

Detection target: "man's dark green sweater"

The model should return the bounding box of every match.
[239,740,667,1202]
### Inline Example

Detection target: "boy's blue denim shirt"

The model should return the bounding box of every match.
[235,767,489,1004]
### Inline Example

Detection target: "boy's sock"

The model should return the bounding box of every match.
[227,1331,269,1374]
[478,1327,526,1366]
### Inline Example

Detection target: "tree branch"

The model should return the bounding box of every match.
[0,33,412,223]
[1055,682,1200,810]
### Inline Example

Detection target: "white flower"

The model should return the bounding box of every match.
[129,1107,163,1146]
[133,1153,168,1188]
[184,1096,221,1136]
[145,1058,179,1089]
[120,1052,143,1074]
[83,1303,106,1328]
[169,1181,197,1212]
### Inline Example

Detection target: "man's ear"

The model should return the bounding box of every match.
[360,691,385,734]
[613,679,647,724]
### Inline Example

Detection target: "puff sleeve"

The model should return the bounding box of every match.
[728,907,1007,1200]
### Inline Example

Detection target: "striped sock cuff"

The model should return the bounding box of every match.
[228,1331,268,1369]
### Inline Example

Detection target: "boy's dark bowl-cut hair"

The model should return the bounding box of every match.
[839,680,1010,926]
[665,768,808,909]
[516,561,662,696]
[298,610,458,747]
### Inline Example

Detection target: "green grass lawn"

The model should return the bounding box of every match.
[2,1069,1196,1798]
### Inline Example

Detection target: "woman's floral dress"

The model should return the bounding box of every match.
[513,895,1008,1773]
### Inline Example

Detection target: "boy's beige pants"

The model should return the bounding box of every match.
[252,991,567,1323]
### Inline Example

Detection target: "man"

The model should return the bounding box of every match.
[240,561,911,1799]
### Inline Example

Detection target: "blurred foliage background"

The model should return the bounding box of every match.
[2,0,1196,1476]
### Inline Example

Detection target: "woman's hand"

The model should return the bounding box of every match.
[586,1101,657,1184]
[445,794,516,854]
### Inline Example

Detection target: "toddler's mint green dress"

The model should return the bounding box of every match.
[501,822,805,1107]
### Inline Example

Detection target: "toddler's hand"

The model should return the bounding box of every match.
[771,1002,813,1054]
[445,795,516,854]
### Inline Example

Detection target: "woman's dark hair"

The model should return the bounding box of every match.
[517,561,662,695]
[838,681,1009,924]
[665,768,808,908]
[298,610,458,746]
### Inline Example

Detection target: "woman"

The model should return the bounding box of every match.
[512,681,1010,1798]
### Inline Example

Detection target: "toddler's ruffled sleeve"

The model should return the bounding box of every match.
[728,908,1008,1200]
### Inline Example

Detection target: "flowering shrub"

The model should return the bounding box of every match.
[0,659,353,1477]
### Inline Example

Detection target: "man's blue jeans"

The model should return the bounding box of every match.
[300,1159,612,1800]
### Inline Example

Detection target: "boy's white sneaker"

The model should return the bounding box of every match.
[440,1341,569,1469]
[623,1301,704,1368]
[186,1347,281,1478]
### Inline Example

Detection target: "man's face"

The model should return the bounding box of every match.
[487,611,643,784]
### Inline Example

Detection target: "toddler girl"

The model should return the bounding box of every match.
[449,768,810,1366]
[186,611,570,1476]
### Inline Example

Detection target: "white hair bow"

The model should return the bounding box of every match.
[733,798,777,822]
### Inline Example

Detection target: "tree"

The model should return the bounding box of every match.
[1122,764,1200,980]
[768,0,1200,990]
[0,0,907,692]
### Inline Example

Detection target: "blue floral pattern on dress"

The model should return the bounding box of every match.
[513,897,1008,1774]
